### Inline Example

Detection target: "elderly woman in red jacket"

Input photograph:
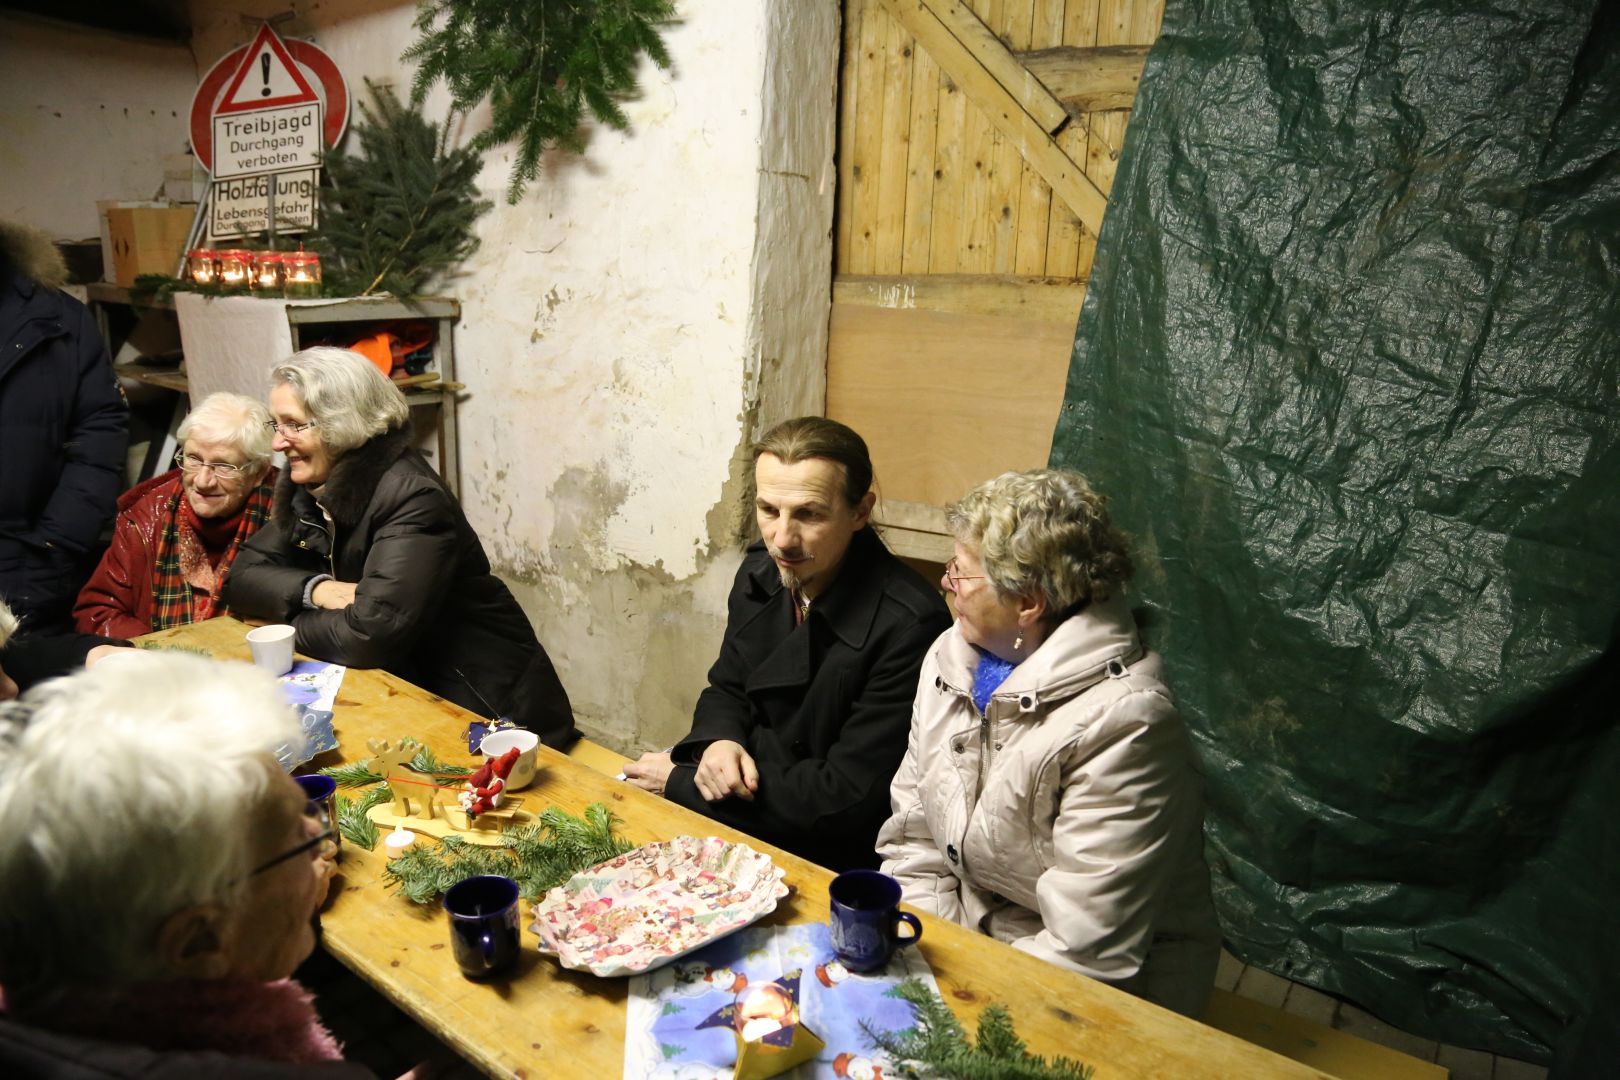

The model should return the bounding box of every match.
[73,393,278,638]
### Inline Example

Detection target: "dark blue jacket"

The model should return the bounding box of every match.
[0,259,128,630]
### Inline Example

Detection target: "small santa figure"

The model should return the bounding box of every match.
[460,746,522,820]
[833,1051,884,1079]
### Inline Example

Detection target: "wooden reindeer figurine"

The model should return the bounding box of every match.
[366,738,437,821]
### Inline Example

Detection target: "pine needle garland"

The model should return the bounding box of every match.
[311,80,491,297]
[404,0,676,202]
[862,978,1094,1080]
[384,801,635,903]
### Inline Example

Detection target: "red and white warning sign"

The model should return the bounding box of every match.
[189,24,348,239]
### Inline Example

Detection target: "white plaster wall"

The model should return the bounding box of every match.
[184,0,838,748]
[0,14,198,239]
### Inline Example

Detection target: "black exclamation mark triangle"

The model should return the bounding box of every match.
[261,52,272,96]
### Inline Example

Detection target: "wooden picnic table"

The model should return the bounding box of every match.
[142,615,1326,1079]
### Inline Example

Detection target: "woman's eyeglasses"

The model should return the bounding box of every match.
[943,558,985,590]
[245,800,335,878]
[173,452,249,478]
[263,420,318,437]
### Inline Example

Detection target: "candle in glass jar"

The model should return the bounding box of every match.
[217,249,252,288]
[186,249,217,285]
[283,251,322,298]
[251,251,283,293]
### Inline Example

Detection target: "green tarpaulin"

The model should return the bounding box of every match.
[1050,0,1619,1062]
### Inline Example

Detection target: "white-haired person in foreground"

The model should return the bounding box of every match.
[0,652,364,1078]
[0,598,135,702]
[74,392,279,638]
[876,469,1221,1018]
[223,347,576,748]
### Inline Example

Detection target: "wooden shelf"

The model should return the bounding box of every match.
[90,286,464,496]
[85,282,459,321]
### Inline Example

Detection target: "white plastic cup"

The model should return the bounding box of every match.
[479,728,540,792]
[245,624,297,676]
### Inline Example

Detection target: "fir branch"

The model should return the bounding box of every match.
[410,744,473,778]
[320,760,385,787]
[383,801,634,904]
[404,0,677,202]
[311,80,491,297]
[335,786,391,851]
[133,642,211,657]
[862,978,1094,1080]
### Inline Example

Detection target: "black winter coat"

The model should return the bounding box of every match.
[0,260,127,630]
[668,527,951,871]
[221,425,576,747]
[1,630,125,694]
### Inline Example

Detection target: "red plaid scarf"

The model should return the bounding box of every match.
[149,479,275,631]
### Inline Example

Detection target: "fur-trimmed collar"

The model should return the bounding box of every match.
[2,976,346,1065]
[273,424,414,527]
[0,221,68,291]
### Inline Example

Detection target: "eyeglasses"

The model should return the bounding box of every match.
[943,558,986,590]
[245,800,334,878]
[263,419,317,437]
[173,451,250,478]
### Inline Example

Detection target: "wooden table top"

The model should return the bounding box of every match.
[141,616,1324,1079]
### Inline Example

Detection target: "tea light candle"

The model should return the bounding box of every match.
[186,249,217,285]
[251,251,283,293]
[217,249,252,288]
[283,250,322,297]
[736,983,796,1042]
[384,825,416,858]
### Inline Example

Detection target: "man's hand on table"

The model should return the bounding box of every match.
[311,579,358,610]
[694,739,758,802]
[624,751,674,795]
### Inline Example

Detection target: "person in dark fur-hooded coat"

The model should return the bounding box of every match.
[0,220,128,632]
[221,347,576,747]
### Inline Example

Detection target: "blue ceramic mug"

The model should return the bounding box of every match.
[294,773,340,861]
[443,875,522,980]
[829,869,922,972]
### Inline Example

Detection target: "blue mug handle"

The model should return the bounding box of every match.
[895,911,922,950]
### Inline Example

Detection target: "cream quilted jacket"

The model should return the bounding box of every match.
[876,592,1221,1017]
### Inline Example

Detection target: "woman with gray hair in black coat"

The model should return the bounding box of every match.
[222,347,576,747]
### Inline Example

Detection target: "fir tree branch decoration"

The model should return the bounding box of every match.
[404,0,677,202]
[384,801,635,903]
[320,737,471,786]
[862,978,1094,1080]
[335,787,393,851]
[311,80,492,297]
[321,759,385,787]
[410,744,473,778]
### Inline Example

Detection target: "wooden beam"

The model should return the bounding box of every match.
[921,0,1070,135]
[834,273,1086,322]
[1016,44,1150,113]
[881,0,1111,234]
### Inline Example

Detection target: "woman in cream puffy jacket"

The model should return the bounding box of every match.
[876,469,1220,1017]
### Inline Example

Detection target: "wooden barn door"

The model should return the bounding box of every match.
[828,0,1164,558]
